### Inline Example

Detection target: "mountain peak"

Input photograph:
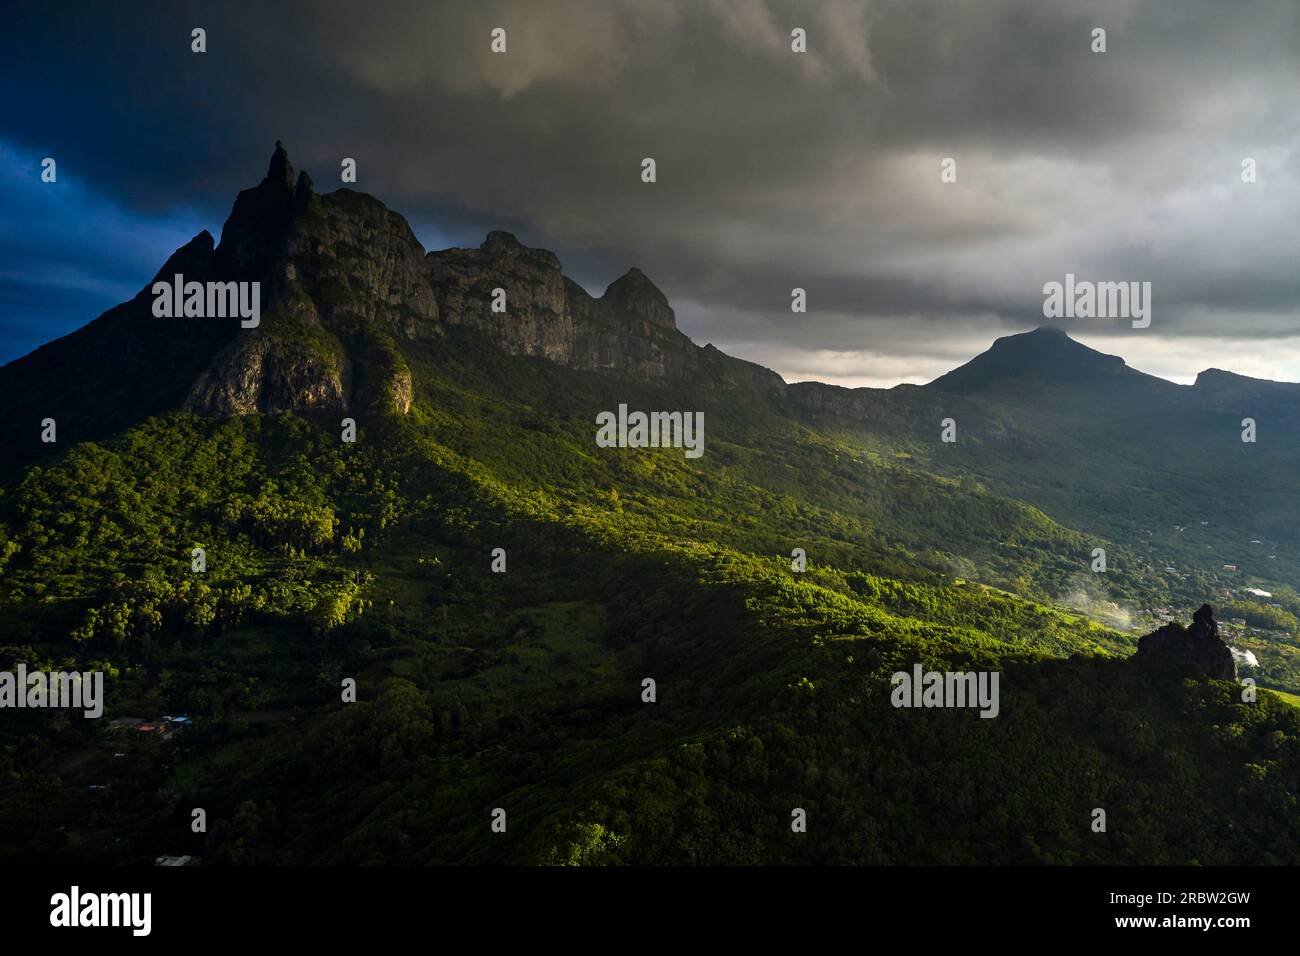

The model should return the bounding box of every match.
[266,141,295,190]
[481,230,525,254]
[601,267,675,328]
[148,230,216,289]
[927,326,1128,394]
[1193,367,1275,388]
[1191,366,1300,413]
[993,325,1089,349]
[216,142,308,276]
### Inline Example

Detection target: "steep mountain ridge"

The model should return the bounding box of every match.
[189,144,781,416]
[0,144,782,466]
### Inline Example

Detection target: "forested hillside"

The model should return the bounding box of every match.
[3,336,1299,864]
[2,148,1298,865]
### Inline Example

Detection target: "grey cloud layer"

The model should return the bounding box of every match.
[5,0,1298,382]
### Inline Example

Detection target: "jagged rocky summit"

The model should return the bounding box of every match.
[185,141,771,416]
[1132,604,1238,681]
[0,141,782,447]
[175,144,784,415]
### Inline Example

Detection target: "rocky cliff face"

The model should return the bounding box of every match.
[0,141,784,460]
[1132,604,1238,681]
[184,332,350,417]
[425,229,572,361]
[181,144,432,416]
[159,143,781,416]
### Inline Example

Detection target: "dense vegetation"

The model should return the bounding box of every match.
[1,335,1298,865]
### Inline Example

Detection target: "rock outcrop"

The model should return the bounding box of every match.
[1132,604,1238,680]
[183,333,349,416]
[0,141,785,459]
[177,144,783,415]
[599,267,675,329]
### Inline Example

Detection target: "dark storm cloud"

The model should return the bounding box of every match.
[1,0,1297,380]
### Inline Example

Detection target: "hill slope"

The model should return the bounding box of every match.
[2,146,1298,865]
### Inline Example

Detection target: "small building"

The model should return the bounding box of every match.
[1222,564,1237,572]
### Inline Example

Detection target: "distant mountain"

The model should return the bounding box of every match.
[929,327,1300,426]
[1192,366,1300,414]
[927,326,1140,394]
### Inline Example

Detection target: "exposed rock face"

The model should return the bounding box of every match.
[2,142,784,432]
[178,144,785,415]
[281,188,437,339]
[1132,604,1238,680]
[426,231,572,360]
[183,332,348,416]
[599,268,675,329]
[422,230,713,381]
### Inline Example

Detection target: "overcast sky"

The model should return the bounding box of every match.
[2,0,1297,386]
